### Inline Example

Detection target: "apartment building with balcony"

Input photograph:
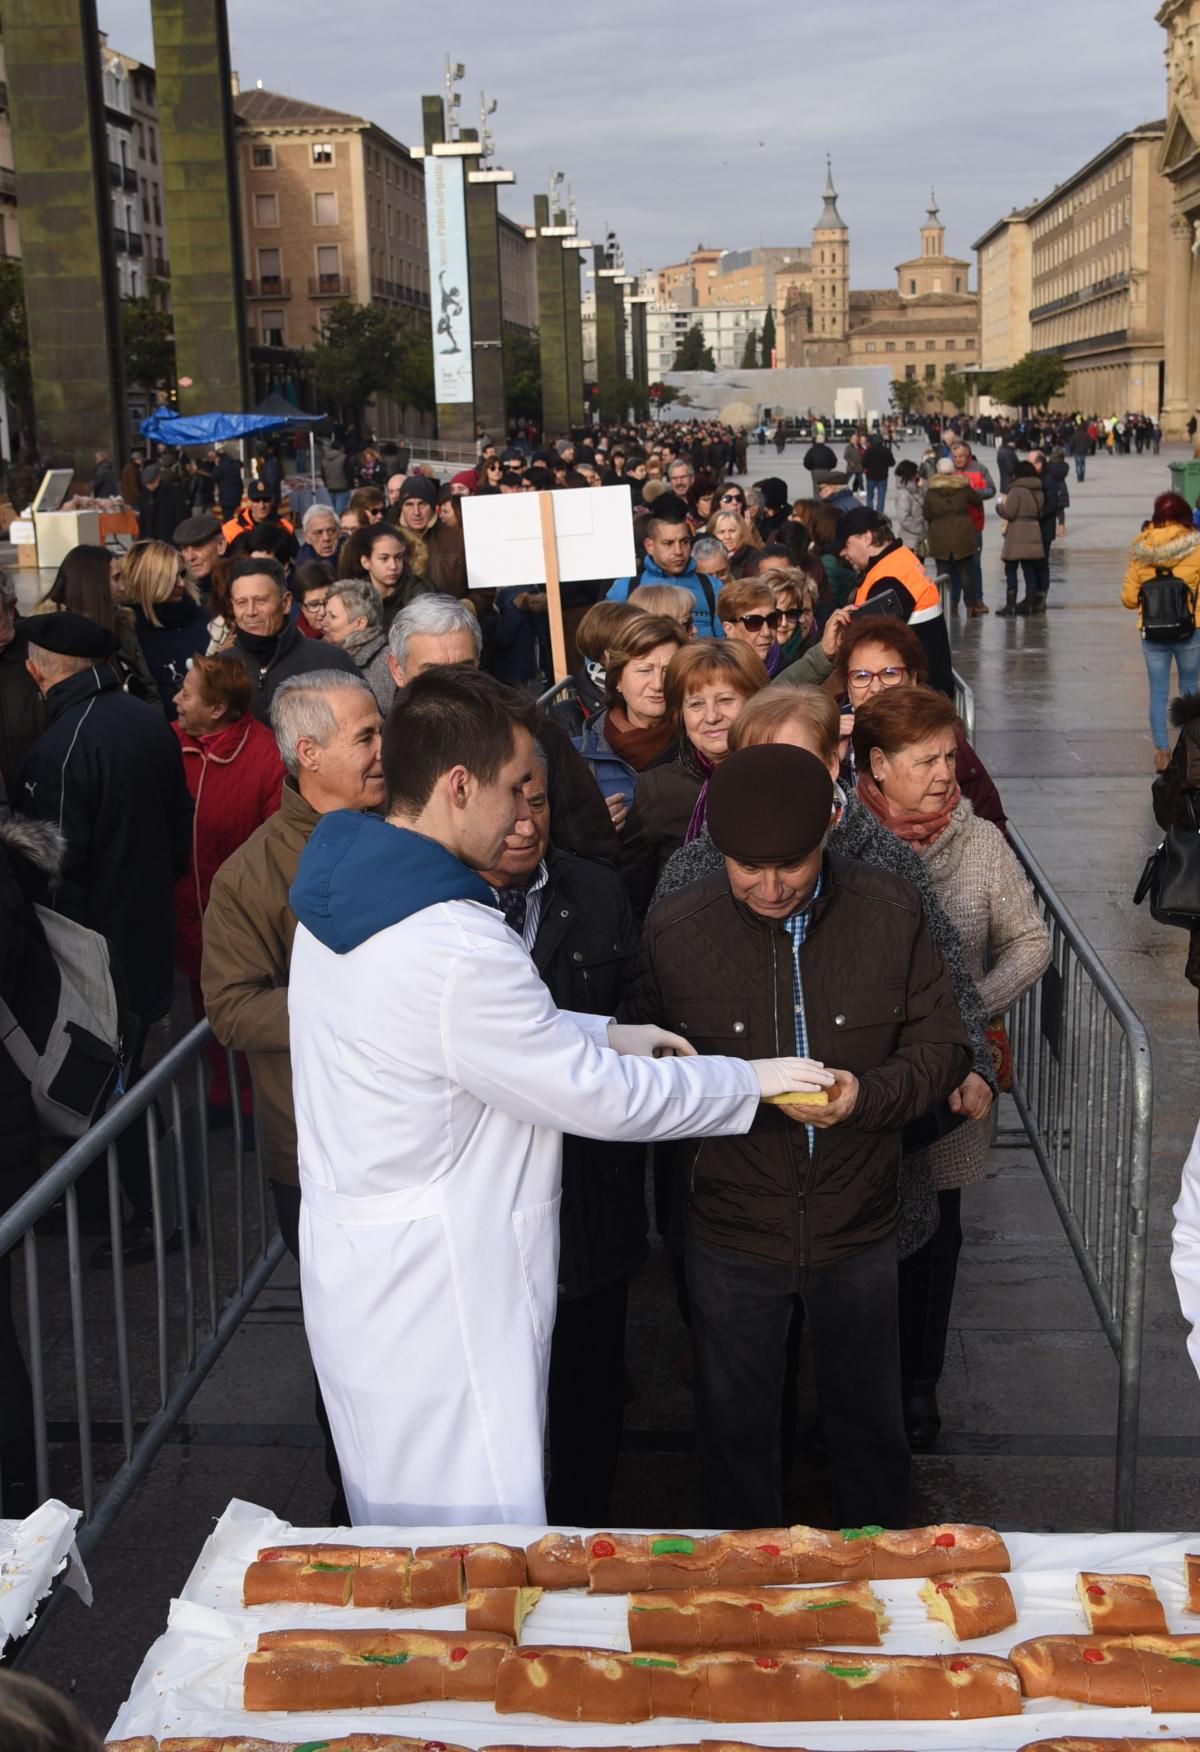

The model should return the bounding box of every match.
[101,38,169,300]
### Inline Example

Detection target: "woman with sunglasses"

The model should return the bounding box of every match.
[831,614,1006,827]
[716,576,789,676]
[767,568,820,667]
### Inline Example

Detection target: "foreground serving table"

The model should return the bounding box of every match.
[106,1498,1200,1750]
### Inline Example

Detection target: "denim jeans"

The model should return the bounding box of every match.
[1074,455,1086,482]
[1004,559,1038,598]
[1142,631,1200,749]
[686,1230,910,1529]
[946,553,983,606]
[865,477,888,513]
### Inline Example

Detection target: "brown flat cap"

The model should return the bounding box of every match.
[708,744,834,864]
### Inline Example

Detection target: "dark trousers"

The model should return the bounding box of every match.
[1004,559,1039,598]
[270,1180,348,1519]
[0,1246,37,1515]
[897,1188,963,1390]
[686,1230,910,1529]
[547,1279,629,1525]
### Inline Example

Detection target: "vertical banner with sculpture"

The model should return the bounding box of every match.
[424,155,474,406]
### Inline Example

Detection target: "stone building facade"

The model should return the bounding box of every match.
[783,165,979,398]
[1158,0,1200,434]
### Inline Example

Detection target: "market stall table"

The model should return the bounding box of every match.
[105,1500,1200,1751]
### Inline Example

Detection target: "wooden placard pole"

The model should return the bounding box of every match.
[537,490,569,683]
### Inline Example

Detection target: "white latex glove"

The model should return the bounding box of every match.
[607,1022,696,1058]
[751,1057,838,1098]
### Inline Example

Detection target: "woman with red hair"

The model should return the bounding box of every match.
[1122,491,1200,771]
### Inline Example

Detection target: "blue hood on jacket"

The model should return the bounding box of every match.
[289,810,496,954]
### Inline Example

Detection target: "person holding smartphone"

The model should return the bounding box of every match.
[837,507,955,700]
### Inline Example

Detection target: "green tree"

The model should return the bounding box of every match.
[0,259,34,448]
[673,323,715,372]
[303,301,432,427]
[503,328,542,425]
[121,279,175,390]
[760,305,776,366]
[889,377,925,418]
[939,368,969,413]
[990,351,1070,412]
[598,376,649,424]
[739,329,759,369]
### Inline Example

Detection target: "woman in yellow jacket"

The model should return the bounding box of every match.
[1121,491,1200,771]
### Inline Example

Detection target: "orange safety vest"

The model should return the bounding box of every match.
[221,506,294,544]
[854,542,942,626]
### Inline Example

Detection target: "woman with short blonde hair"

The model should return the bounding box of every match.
[628,580,696,629]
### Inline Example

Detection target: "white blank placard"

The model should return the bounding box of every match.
[462,485,636,591]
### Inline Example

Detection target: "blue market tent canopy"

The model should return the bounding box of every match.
[139,406,325,445]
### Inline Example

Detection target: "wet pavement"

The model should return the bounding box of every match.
[16,439,1200,1729]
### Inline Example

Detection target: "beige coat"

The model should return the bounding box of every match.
[200,777,319,1186]
[915,800,1051,1189]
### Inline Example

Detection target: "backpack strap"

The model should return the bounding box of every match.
[696,571,716,626]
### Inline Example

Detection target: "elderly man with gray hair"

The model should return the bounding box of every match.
[201,668,382,1520]
[297,501,342,567]
[386,593,620,864]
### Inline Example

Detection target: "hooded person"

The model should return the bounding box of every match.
[755,476,791,543]
[285,667,828,1525]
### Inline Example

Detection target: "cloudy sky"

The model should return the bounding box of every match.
[100,0,1167,288]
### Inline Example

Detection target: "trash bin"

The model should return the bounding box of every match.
[1169,460,1200,507]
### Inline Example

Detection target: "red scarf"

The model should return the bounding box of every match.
[856,768,962,847]
[604,706,675,771]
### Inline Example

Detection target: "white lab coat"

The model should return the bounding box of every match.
[1172,1117,1200,1383]
[288,896,760,1526]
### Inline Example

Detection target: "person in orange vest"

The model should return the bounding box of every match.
[840,508,954,700]
[222,481,293,546]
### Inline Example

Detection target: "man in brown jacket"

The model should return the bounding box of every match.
[622,744,970,1530]
[200,668,383,1516]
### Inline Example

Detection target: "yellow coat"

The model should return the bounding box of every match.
[1121,522,1200,630]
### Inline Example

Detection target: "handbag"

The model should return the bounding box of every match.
[1134,792,1200,929]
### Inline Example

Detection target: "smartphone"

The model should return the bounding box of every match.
[855,586,907,621]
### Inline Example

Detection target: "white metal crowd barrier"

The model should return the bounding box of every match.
[1001,828,1153,1530]
[0,1022,284,1577]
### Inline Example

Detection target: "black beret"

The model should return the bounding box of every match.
[399,475,439,507]
[708,744,834,865]
[834,507,887,548]
[174,513,222,546]
[19,610,119,660]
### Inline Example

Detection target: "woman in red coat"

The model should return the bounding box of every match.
[173,653,285,1115]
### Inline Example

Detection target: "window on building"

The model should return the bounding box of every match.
[885,341,895,352]
[254,192,278,227]
[142,191,150,224]
[258,247,282,291]
[905,364,916,380]
[252,144,275,169]
[865,341,877,352]
[945,339,956,350]
[905,340,916,351]
[312,142,334,165]
[153,191,161,226]
[314,191,338,226]
[261,309,285,347]
[909,278,916,294]
[316,243,341,289]
[925,363,936,382]
[926,339,936,350]
[129,268,139,297]
[148,125,157,165]
[954,276,962,292]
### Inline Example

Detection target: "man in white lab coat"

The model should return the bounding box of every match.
[1172,1120,1200,1384]
[287,668,830,1525]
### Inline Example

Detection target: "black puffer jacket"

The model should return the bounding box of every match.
[621,854,970,1267]
[529,848,646,1299]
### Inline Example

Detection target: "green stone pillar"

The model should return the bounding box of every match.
[423,96,475,447]
[629,297,649,394]
[535,194,569,439]
[594,246,620,413]
[559,215,583,431]
[5,0,124,462]
[151,0,248,413]
[460,128,506,445]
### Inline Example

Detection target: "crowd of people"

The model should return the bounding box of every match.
[0,409,1067,1539]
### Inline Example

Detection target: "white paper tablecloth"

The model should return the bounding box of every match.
[0,1497,90,1650]
[106,1498,1200,1750]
